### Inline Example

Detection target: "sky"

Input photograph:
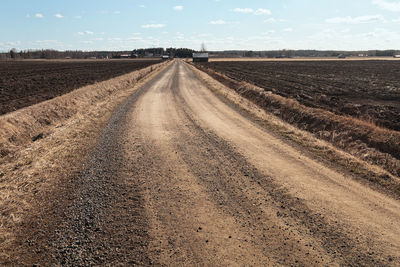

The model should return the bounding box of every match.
[1,0,400,52]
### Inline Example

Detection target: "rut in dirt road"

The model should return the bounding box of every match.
[16,60,400,266]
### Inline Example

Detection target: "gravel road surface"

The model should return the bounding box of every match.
[16,60,400,266]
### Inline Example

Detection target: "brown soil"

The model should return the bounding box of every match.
[7,60,400,266]
[199,60,400,131]
[0,59,161,115]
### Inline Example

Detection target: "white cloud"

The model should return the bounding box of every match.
[141,24,166,28]
[362,31,378,38]
[254,8,271,15]
[233,8,254,13]
[35,40,58,44]
[30,40,65,48]
[74,16,82,19]
[233,8,271,15]
[359,27,400,42]
[139,5,145,8]
[372,0,400,11]
[264,30,275,34]
[92,38,104,41]
[326,14,384,24]
[35,13,43,18]
[264,18,277,23]
[78,31,94,36]
[6,41,21,46]
[173,5,183,11]
[127,37,143,41]
[55,14,64,18]
[113,11,121,14]
[210,19,227,25]
[392,17,400,21]
[283,27,293,32]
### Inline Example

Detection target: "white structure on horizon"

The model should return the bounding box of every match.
[193,53,209,62]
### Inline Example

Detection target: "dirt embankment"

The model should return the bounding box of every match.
[191,63,400,198]
[0,60,171,264]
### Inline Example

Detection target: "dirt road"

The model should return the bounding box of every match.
[16,60,400,266]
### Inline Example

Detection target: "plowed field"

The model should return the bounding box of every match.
[200,61,400,131]
[0,60,161,115]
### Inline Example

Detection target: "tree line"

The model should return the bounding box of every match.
[0,47,196,60]
[131,48,195,58]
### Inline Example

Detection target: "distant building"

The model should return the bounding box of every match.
[394,55,400,58]
[338,54,346,59]
[120,54,131,58]
[193,53,209,62]
[162,55,170,60]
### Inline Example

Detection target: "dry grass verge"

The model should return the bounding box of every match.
[188,62,400,198]
[0,60,171,264]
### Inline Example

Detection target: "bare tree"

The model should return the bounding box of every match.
[200,43,207,52]
[9,48,17,59]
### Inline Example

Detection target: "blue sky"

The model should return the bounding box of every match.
[1,0,400,51]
